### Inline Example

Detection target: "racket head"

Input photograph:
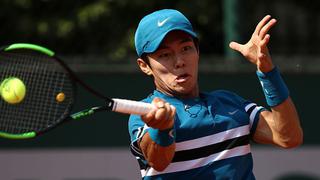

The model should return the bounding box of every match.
[0,43,75,139]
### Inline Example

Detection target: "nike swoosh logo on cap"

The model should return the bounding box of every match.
[157,17,170,27]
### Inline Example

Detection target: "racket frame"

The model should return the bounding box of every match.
[0,43,154,139]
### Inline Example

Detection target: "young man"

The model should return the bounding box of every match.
[128,9,303,179]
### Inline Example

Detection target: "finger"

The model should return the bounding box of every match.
[258,34,270,60]
[259,18,277,39]
[159,104,176,129]
[170,105,176,120]
[152,97,166,111]
[156,102,171,123]
[229,41,243,52]
[156,116,172,130]
[146,107,164,127]
[254,15,271,35]
[149,105,176,130]
[150,99,167,122]
[141,108,156,125]
[164,102,171,120]
[154,104,167,122]
[141,97,162,125]
[147,98,167,126]
[259,34,271,47]
[152,97,163,105]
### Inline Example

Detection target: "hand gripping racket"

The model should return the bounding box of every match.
[0,43,154,139]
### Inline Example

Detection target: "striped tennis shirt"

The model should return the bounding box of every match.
[128,90,265,179]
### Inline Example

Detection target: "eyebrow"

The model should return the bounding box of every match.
[157,37,193,50]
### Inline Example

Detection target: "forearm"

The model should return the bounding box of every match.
[137,98,177,171]
[270,97,303,147]
[258,97,303,148]
[139,132,175,171]
[254,67,303,148]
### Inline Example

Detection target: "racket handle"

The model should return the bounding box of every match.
[112,98,155,115]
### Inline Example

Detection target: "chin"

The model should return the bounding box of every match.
[174,87,195,96]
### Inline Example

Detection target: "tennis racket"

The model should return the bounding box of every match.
[0,43,154,139]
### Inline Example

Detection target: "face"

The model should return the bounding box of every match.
[137,31,200,98]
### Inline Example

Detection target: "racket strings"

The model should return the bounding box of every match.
[0,51,74,134]
[21,60,57,130]
[0,53,43,132]
[0,53,32,132]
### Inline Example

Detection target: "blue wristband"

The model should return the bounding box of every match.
[256,67,289,107]
[148,127,176,147]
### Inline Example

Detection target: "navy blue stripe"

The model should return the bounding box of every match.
[246,105,256,115]
[172,134,250,162]
[130,141,144,158]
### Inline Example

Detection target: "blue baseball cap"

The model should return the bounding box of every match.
[134,9,198,57]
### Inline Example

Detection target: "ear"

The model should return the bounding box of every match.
[137,58,153,76]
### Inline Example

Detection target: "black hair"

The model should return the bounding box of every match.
[141,53,150,67]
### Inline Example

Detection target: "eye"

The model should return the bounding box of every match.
[181,45,194,53]
[182,46,191,51]
[158,51,171,59]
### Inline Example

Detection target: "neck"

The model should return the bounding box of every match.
[156,86,199,99]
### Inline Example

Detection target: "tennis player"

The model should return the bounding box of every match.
[128,9,303,179]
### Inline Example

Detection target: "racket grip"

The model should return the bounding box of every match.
[112,98,155,115]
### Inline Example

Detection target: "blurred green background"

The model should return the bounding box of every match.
[1,0,319,58]
[0,0,319,147]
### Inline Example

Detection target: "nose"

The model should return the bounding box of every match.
[174,54,185,69]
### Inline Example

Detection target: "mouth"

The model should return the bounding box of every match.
[175,74,190,83]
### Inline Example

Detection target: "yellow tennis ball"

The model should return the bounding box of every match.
[56,92,65,102]
[0,77,26,104]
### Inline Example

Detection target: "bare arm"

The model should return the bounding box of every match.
[254,98,303,148]
[138,98,176,171]
[229,15,303,148]
[139,132,175,171]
